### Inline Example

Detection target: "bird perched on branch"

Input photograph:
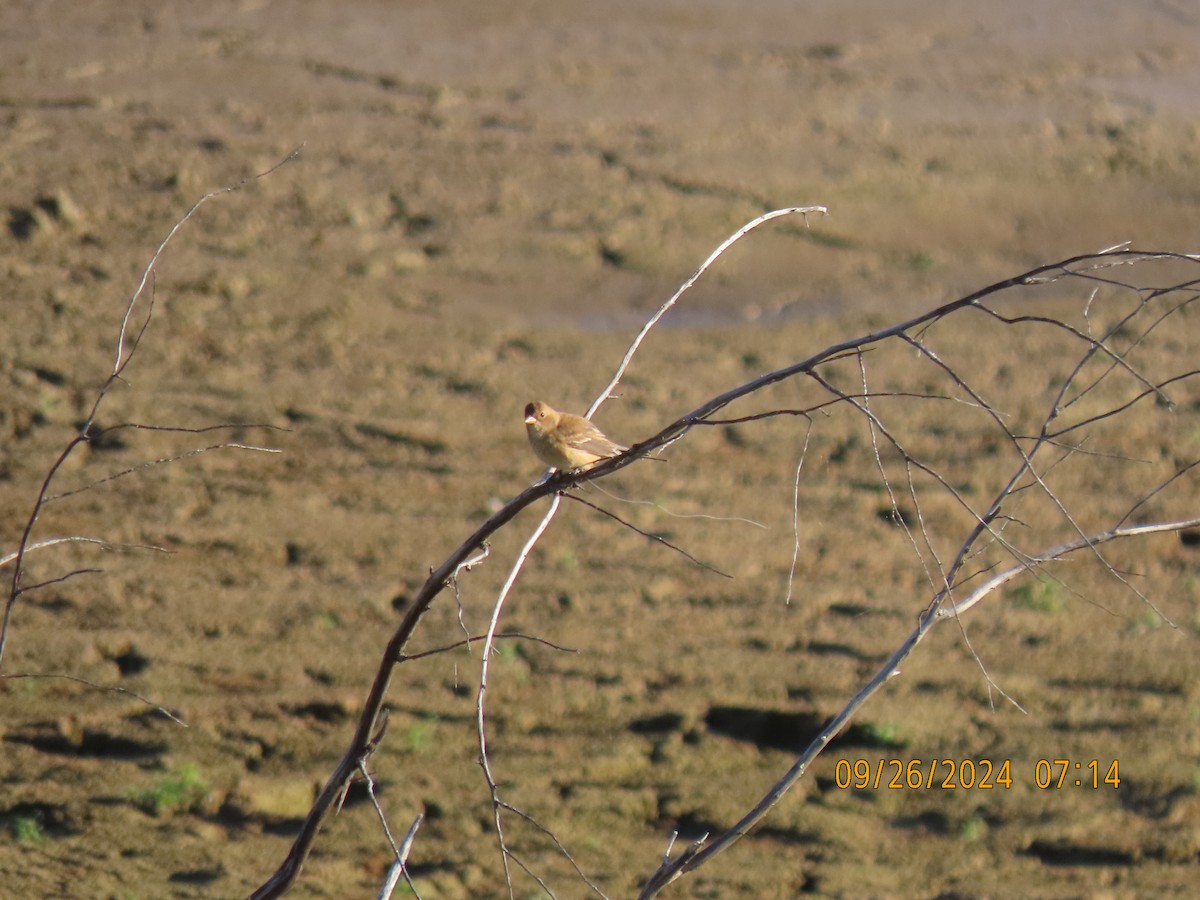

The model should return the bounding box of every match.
[524,400,627,472]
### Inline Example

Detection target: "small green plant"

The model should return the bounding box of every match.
[1010,579,1063,613]
[907,251,935,272]
[861,721,901,747]
[314,610,343,630]
[405,721,435,753]
[128,762,210,816]
[11,815,45,843]
[490,643,531,684]
[960,816,985,841]
[1127,607,1164,634]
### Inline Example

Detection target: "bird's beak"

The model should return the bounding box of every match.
[524,414,536,425]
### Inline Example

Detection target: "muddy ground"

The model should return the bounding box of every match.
[1,2,1199,897]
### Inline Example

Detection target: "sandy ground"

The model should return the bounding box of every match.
[2,1,1200,897]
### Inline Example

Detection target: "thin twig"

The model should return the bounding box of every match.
[587,206,827,419]
[940,517,1200,621]
[46,442,281,503]
[398,631,578,663]
[0,536,172,569]
[0,672,187,725]
[562,492,732,578]
[475,494,562,896]
[588,480,767,529]
[783,419,813,605]
[1,148,302,670]
[499,802,610,899]
[377,813,425,900]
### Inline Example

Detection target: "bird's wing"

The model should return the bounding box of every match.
[565,421,626,456]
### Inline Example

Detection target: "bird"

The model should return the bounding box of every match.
[524,400,627,472]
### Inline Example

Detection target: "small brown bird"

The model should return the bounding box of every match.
[524,400,627,472]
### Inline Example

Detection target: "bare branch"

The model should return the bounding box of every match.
[377,813,425,900]
[782,418,813,605]
[250,244,1200,898]
[461,207,827,895]
[475,493,562,894]
[398,631,578,664]
[0,672,187,725]
[638,505,1200,895]
[562,491,732,578]
[588,206,827,419]
[114,146,303,375]
[45,442,282,503]
[941,517,1200,621]
[0,536,172,569]
[1,149,301,669]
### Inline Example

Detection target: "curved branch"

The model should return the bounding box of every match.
[251,245,1200,897]
[637,513,1200,896]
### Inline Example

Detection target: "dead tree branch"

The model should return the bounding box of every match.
[1,150,300,668]
[251,237,1200,897]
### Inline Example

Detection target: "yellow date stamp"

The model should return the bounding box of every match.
[833,758,1121,791]
[1032,758,1120,789]
[835,757,1013,790]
